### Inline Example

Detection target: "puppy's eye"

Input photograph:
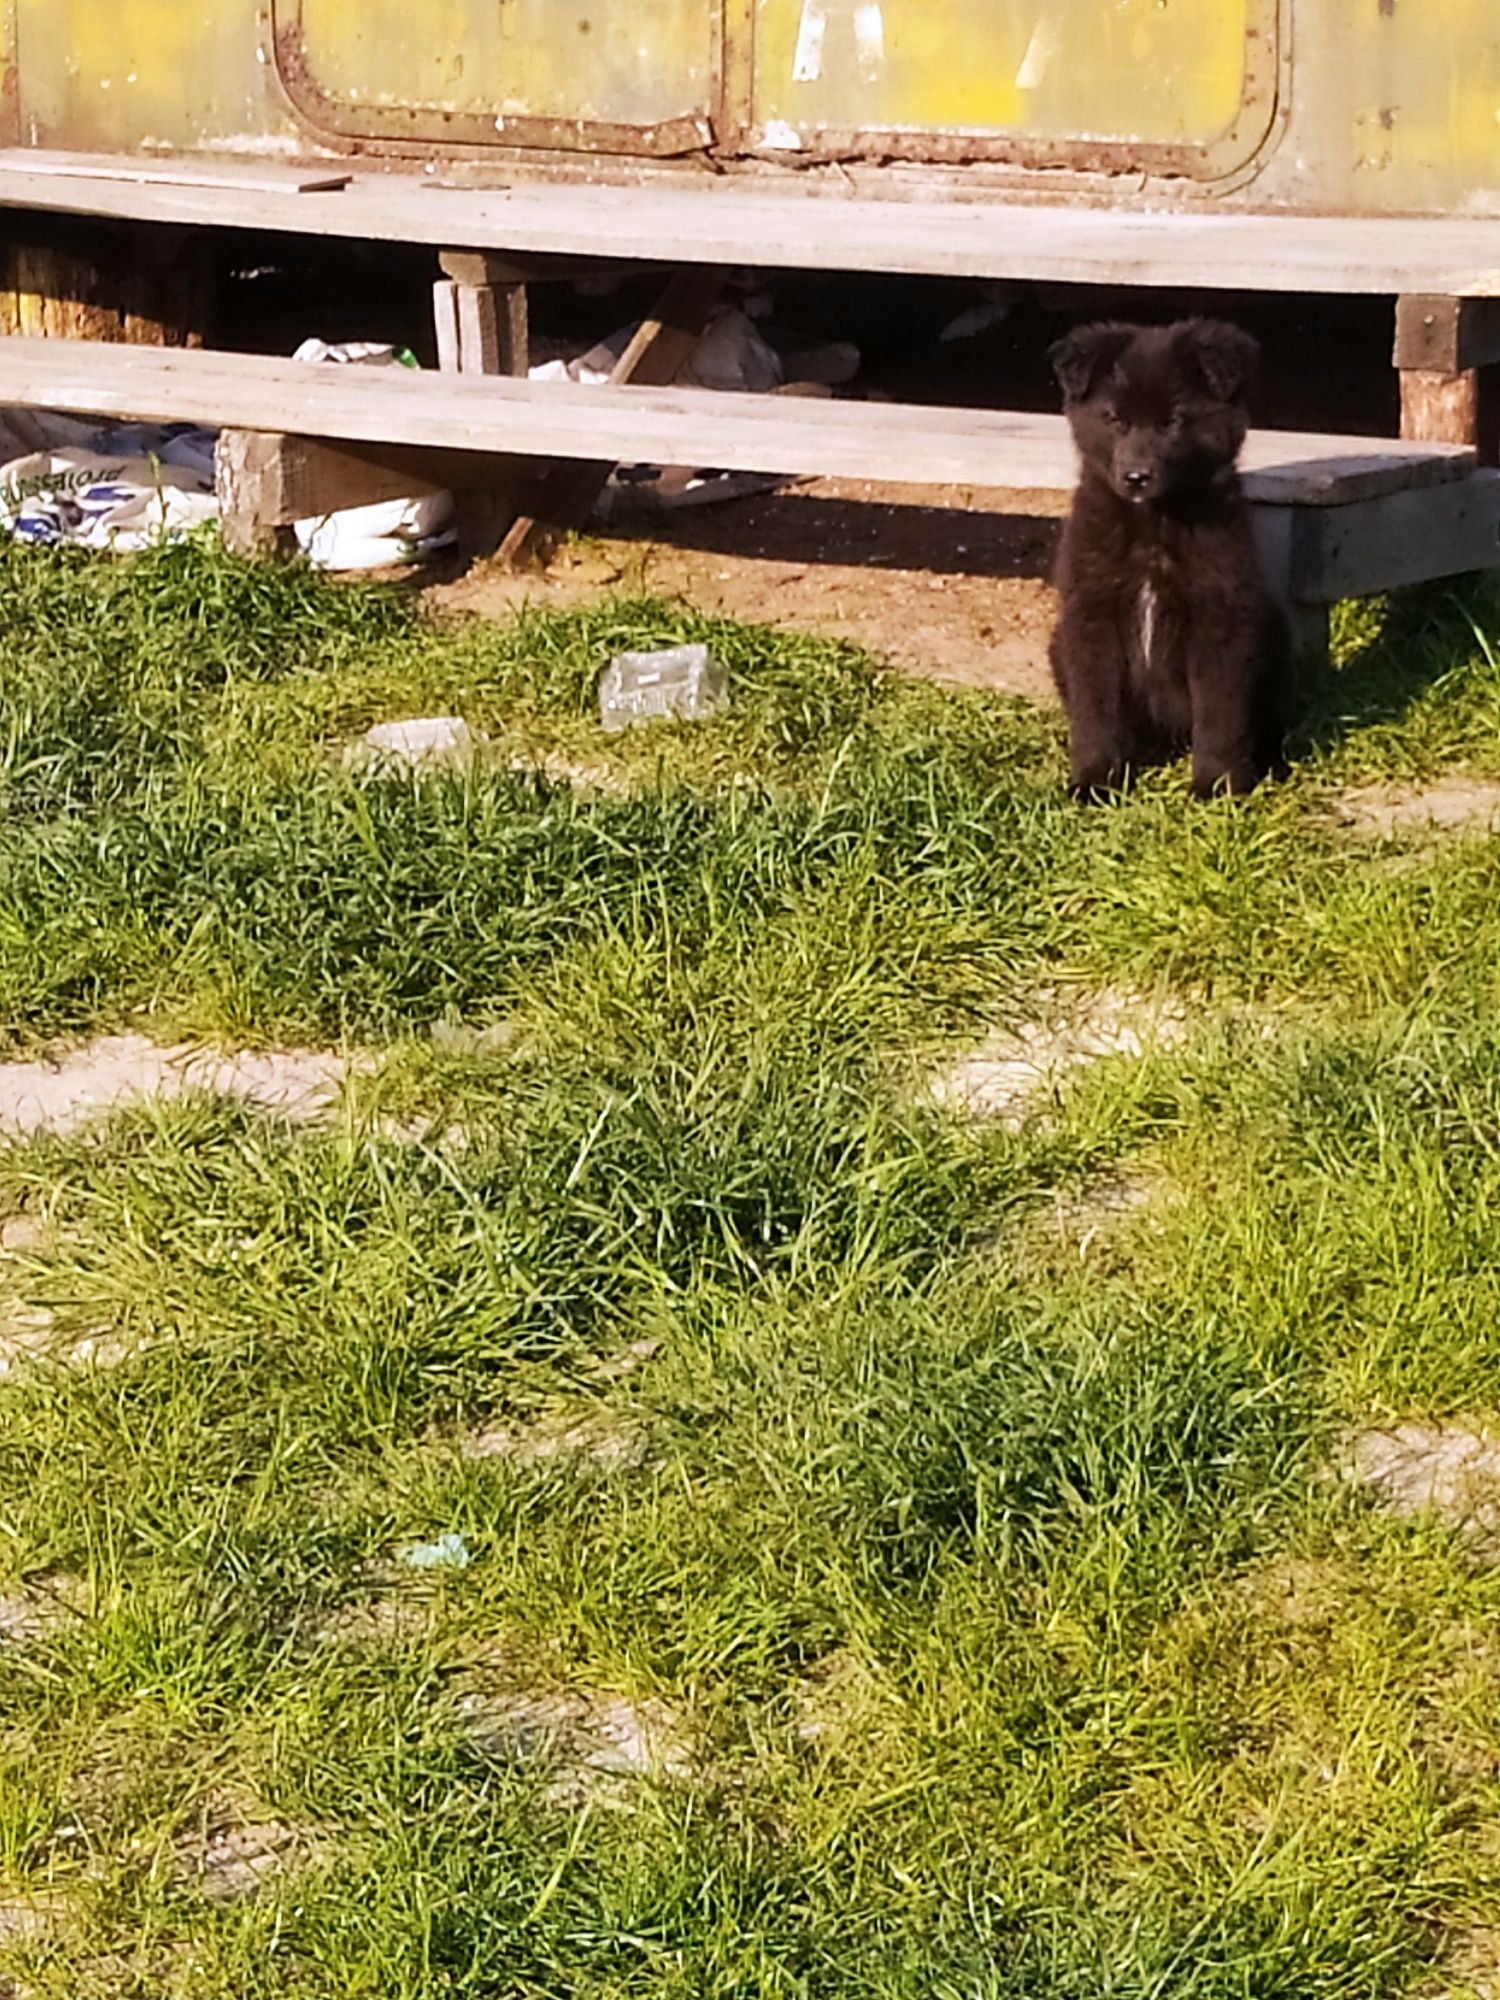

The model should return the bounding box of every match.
[1104,410,1127,433]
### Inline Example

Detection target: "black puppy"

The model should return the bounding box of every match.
[1047,317,1289,800]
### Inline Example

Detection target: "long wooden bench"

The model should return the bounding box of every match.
[2,333,1498,662]
[8,148,1500,459]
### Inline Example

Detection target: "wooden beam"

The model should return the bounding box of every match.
[9,150,1500,294]
[1394,294,1500,373]
[0,336,1475,503]
[495,262,724,569]
[1286,469,1500,603]
[1400,367,1481,449]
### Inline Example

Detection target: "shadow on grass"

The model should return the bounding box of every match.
[1292,574,1500,760]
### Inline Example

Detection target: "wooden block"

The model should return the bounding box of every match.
[434,275,528,378]
[1400,367,1480,447]
[215,431,300,557]
[1286,469,1500,603]
[1395,295,1500,373]
[214,430,529,550]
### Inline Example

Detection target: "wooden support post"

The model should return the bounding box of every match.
[434,249,533,561]
[1399,369,1481,450]
[495,263,726,570]
[1394,295,1500,461]
[1251,504,1330,672]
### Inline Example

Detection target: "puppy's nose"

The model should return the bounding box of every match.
[1123,469,1151,493]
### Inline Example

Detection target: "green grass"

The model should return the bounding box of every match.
[2,540,1500,1995]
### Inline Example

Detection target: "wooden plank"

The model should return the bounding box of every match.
[432,260,532,560]
[1394,295,1500,373]
[1287,469,1500,603]
[4,154,352,195]
[432,279,462,375]
[496,263,723,567]
[2,151,1500,294]
[0,335,1472,504]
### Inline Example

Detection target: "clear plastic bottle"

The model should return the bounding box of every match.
[598,644,729,733]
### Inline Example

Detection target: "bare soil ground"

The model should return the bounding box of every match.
[430,478,1065,700]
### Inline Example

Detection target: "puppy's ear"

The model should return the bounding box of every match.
[1048,322,1134,402]
[1180,319,1261,403]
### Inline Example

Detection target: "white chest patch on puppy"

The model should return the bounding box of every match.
[1137,579,1159,671]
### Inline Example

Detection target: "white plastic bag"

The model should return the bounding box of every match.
[290,340,455,572]
[0,439,218,551]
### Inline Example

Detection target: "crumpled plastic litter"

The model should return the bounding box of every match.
[528,306,784,395]
[290,339,456,572]
[0,339,457,570]
[0,422,219,551]
[399,1532,471,1572]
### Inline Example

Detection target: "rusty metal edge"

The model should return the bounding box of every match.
[270,8,716,160]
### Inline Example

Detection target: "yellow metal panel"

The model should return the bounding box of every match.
[753,0,1262,157]
[15,0,270,152]
[282,0,715,144]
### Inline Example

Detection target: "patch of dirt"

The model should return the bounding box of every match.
[1424,1926,1500,1999]
[0,1293,60,1374]
[427,1018,519,1059]
[0,1887,78,1946]
[585,1336,664,1384]
[507,748,629,794]
[924,988,1190,1129]
[310,1567,441,1650]
[0,1037,364,1140]
[0,1299,141,1378]
[456,1681,695,1807]
[427,479,1064,701]
[0,1215,49,1256]
[1236,1555,1349,1632]
[172,1798,313,1906]
[1346,1421,1500,1550]
[0,1575,88,1645]
[1040,1173,1163,1248]
[461,1409,649,1473]
[1334,777,1500,840]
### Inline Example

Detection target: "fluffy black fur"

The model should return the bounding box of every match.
[1047,316,1290,800]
